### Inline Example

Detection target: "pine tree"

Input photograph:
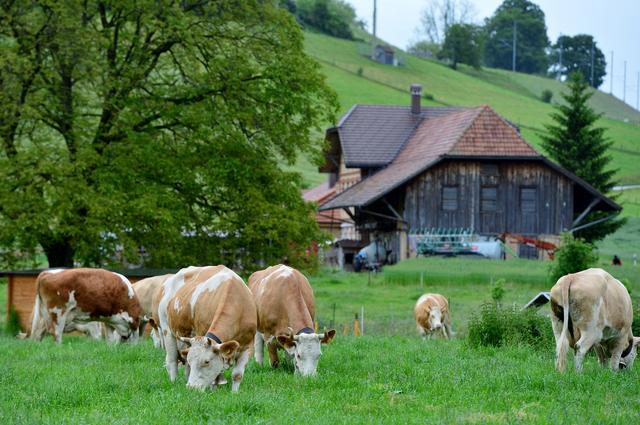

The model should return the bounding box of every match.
[541,72,624,242]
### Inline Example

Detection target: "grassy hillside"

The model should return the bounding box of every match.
[301,31,640,185]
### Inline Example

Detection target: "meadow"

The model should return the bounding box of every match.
[2,257,640,424]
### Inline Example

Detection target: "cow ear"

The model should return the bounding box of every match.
[215,341,240,360]
[321,329,336,344]
[179,337,193,346]
[277,334,295,348]
[180,348,190,358]
[633,337,640,346]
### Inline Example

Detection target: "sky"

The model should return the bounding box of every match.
[347,0,640,109]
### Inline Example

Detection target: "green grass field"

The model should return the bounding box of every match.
[298,31,640,186]
[3,259,640,424]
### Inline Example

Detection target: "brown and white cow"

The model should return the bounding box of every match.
[158,265,257,391]
[132,274,173,347]
[248,264,336,377]
[414,293,452,339]
[30,268,142,344]
[551,268,640,372]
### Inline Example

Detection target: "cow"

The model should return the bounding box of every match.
[30,268,142,344]
[158,265,257,391]
[551,268,640,372]
[248,264,336,377]
[414,293,452,340]
[132,274,173,347]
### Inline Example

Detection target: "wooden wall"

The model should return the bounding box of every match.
[403,160,574,236]
[7,274,149,333]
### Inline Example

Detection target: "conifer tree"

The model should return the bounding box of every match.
[541,72,624,242]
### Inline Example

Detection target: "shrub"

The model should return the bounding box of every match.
[548,232,598,284]
[467,303,554,349]
[541,89,553,103]
[490,278,505,305]
[296,0,356,40]
[356,67,363,77]
[422,93,435,101]
[5,307,22,336]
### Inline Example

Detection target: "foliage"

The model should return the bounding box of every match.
[541,89,553,103]
[548,233,598,284]
[550,34,606,88]
[407,40,441,59]
[467,302,554,349]
[4,307,21,336]
[541,72,624,241]
[416,0,477,44]
[295,0,356,40]
[0,1,337,271]
[483,0,550,74]
[490,278,506,304]
[438,23,483,70]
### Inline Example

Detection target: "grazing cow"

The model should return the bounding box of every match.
[551,268,640,372]
[414,293,452,340]
[248,264,336,376]
[30,268,142,344]
[158,266,257,391]
[132,274,173,347]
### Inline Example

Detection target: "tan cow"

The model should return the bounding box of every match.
[158,265,257,391]
[30,268,142,344]
[551,268,640,372]
[248,264,336,376]
[414,293,452,339]
[132,274,173,347]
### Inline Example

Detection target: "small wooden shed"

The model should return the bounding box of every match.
[2,268,176,332]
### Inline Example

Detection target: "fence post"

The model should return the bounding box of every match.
[353,313,361,336]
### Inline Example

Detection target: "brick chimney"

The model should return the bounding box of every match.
[410,84,422,115]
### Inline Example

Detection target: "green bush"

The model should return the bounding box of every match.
[295,0,356,40]
[467,303,554,349]
[548,232,598,284]
[541,89,553,103]
[5,307,21,336]
[490,278,505,305]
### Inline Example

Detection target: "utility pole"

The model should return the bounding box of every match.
[371,0,377,60]
[558,35,563,80]
[512,21,517,72]
[637,72,639,110]
[590,41,595,87]
[610,51,614,95]
[623,60,627,103]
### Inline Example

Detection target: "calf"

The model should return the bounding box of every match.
[248,264,336,376]
[414,293,452,339]
[158,266,257,391]
[30,268,142,344]
[132,274,173,347]
[551,268,640,372]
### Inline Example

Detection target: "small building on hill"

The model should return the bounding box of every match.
[373,44,396,65]
[315,84,621,266]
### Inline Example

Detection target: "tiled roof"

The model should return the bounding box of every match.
[320,106,542,210]
[338,105,464,167]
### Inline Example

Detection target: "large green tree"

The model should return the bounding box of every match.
[484,0,550,74]
[541,73,624,242]
[438,23,483,70]
[550,34,606,88]
[0,1,337,269]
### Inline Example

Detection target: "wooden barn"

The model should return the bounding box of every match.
[316,84,621,263]
[2,268,175,332]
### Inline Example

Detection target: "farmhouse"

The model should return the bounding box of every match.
[316,85,620,265]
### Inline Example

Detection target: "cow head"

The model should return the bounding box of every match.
[179,336,240,390]
[620,337,640,369]
[425,306,443,332]
[277,329,336,376]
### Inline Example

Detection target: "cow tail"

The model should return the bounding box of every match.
[556,276,572,373]
[30,279,44,339]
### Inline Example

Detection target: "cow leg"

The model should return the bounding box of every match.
[267,339,280,368]
[254,332,264,365]
[417,325,427,339]
[609,340,628,371]
[164,333,179,382]
[574,332,600,372]
[231,349,251,392]
[150,328,162,348]
[441,325,449,340]
[50,308,67,344]
[30,295,48,341]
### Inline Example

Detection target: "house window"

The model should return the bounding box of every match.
[481,163,499,176]
[442,186,458,211]
[520,187,537,214]
[481,186,498,212]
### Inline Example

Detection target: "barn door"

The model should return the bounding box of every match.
[480,186,498,234]
[520,187,538,234]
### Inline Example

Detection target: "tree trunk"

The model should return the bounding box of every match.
[41,237,75,268]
